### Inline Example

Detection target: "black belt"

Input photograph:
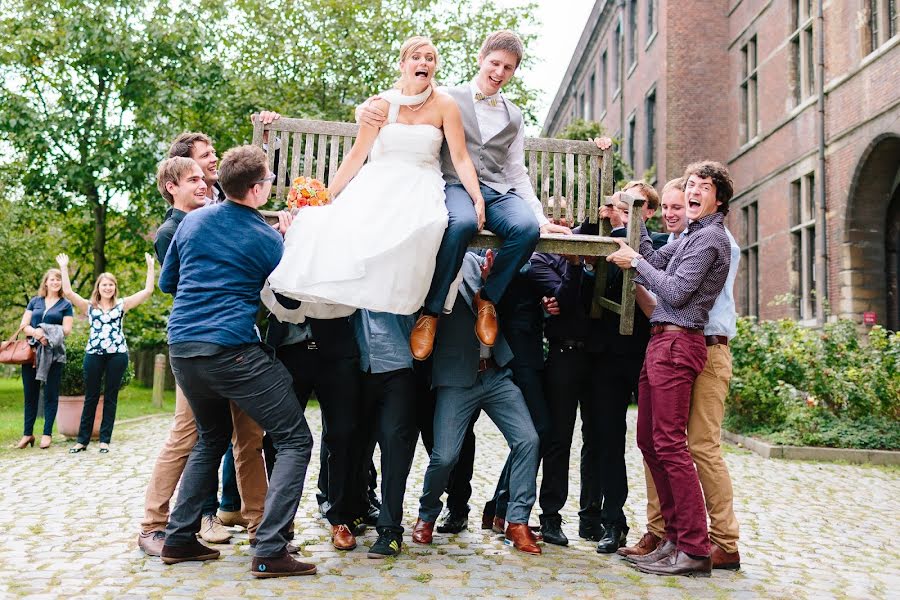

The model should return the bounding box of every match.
[477,357,497,372]
[551,339,586,351]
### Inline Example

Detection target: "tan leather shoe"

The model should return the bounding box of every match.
[473,292,498,347]
[331,524,357,550]
[634,549,711,577]
[711,544,741,570]
[412,518,435,544]
[217,510,249,528]
[199,514,232,544]
[491,516,506,535]
[617,531,662,557]
[504,522,541,555]
[409,315,438,360]
[137,531,166,556]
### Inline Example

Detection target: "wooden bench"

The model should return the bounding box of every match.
[252,116,646,334]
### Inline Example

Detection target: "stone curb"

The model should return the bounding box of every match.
[723,430,900,465]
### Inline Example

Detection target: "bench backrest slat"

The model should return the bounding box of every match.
[252,115,612,225]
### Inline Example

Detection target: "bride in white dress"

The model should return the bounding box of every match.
[265,36,487,322]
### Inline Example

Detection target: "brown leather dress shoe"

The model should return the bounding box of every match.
[635,549,712,577]
[137,531,166,557]
[504,523,541,555]
[409,315,438,360]
[251,552,316,578]
[412,518,435,544]
[473,292,498,347]
[711,544,741,570]
[617,531,662,557]
[491,516,506,534]
[331,524,357,550]
[626,539,676,564]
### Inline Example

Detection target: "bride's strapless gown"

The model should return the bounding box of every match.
[265,122,448,320]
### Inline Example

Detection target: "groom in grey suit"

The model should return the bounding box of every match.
[410,252,541,555]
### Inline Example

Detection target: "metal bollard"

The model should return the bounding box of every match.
[152,353,166,408]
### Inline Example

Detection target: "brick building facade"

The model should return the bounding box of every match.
[543,0,900,329]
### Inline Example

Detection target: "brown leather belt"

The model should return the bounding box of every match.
[649,324,703,336]
[705,335,728,347]
[477,357,498,372]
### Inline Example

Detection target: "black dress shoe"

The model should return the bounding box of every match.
[436,509,468,534]
[596,524,628,554]
[538,514,568,546]
[578,517,604,541]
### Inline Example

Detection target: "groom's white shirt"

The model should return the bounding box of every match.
[437,81,548,227]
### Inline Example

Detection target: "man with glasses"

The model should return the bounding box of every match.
[158,146,317,578]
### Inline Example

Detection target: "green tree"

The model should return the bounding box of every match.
[0,0,227,282]
[555,118,632,185]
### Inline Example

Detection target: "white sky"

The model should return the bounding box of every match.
[492,0,597,132]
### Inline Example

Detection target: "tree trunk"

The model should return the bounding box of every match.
[90,191,107,281]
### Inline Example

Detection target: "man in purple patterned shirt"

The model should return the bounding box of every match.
[606,161,733,577]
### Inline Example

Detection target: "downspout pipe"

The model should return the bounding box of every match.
[815,0,828,324]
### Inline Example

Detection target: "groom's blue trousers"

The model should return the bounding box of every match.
[424,183,539,314]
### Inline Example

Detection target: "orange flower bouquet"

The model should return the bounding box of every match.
[287,176,331,210]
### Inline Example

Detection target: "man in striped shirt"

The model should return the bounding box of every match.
[606,161,734,577]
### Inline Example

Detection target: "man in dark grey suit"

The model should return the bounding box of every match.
[411,253,541,555]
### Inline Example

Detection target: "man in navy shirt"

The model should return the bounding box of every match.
[158,145,316,578]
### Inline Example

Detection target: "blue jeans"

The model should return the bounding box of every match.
[418,367,539,525]
[424,184,539,313]
[220,444,241,512]
[22,362,62,437]
[166,344,313,558]
[78,352,129,445]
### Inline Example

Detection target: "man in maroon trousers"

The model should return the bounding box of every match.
[606,161,733,577]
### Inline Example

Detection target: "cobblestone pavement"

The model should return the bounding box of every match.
[1,407,897,600]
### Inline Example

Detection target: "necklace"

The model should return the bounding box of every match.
[407,95,430,112]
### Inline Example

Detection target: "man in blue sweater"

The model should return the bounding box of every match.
[158,145,316,578]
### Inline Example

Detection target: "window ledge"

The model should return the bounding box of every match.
[627,62,638,79]
[612,88,621,101]
[645,30,658,50]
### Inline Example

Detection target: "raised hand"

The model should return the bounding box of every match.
[55,253,69,268]
[144,252,154,270]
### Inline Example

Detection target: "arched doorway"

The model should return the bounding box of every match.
[887,186,900,331]
[843,134,900,329]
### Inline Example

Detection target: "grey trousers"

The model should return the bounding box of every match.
[418,367,539,524]
[166,344,313,557]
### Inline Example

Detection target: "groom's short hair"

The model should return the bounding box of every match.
[218,145,267,200]
[479,30,524,67]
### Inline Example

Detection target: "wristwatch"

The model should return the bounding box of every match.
[630,255,643,269]
[582,261,594,273]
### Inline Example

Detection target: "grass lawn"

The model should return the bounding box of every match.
[0,377,175,452]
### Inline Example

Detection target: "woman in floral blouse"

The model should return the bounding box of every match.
[56,253,155,453]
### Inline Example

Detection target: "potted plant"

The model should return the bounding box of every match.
[56,327,133,439]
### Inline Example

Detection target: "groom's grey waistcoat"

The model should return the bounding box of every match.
[439,84,523,194]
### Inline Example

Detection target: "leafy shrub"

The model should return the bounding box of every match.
[59,326,134,396]
[727,318,900,449]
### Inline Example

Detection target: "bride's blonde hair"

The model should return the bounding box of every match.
[394,36,440,89]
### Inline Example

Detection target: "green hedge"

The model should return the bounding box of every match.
[59,327,134,396]
[727,318,900,450]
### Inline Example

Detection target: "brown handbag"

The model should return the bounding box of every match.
[0,325,36,366]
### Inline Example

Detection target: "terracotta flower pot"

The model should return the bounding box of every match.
[57,395,104,439]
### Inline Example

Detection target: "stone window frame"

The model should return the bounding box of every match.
[644,86,657,179]
[863,0,899,54]
[739,35,759,144]
[740,201,760,318]
[612,16,623,99]
[790,173,818,321]
[627,0,639,72]
[790,0,815,106]
[646,0,658,47]
[626,111,637,170]
[600,50,608,116]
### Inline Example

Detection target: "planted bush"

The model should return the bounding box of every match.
[727,318,900,450]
